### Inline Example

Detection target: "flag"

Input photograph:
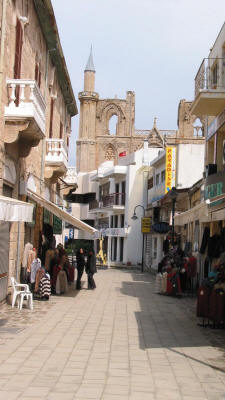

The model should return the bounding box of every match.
[119,151,126,157]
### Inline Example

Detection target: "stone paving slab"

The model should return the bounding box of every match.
[0,269,225,399]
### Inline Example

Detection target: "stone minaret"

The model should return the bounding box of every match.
[77,47,99,172]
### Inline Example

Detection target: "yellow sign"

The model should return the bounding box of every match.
[165,147,176,193]
[141,217,151,233]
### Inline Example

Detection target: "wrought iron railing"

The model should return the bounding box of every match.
[89,193,125,210]
[195,58,225,97]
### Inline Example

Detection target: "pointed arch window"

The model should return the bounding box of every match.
[108,115,118,135]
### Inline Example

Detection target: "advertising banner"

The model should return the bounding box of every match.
[165,147,176,193]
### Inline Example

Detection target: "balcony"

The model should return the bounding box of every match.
[89,193,125,213]
[191,58,225,116]
[45,139,68,182]
[105,227,129,237]
[4,79,46,156]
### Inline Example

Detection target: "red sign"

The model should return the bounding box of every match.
[119,151,126,157]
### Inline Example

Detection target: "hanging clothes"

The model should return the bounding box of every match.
[199,227,210,254]
[35,268,45,293]
[56,270,68,294]
[27,249,36,273]
[197,286,211,318]
[30,258,42,284]
[39,273,51,299]
[44,249,55,272]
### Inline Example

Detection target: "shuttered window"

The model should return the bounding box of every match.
[59,122,63,139]
[49,99,54,138]
[35,63,41,88]
[14,18,23,79]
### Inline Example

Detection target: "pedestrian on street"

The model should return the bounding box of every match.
[85,250,97,290]
[76,248,85,290]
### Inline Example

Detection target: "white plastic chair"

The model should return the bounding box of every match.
[19,291,33,310]
[11,277,32,309]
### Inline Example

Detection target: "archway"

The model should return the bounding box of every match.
[108,115,118,135]
[193,118,203,137]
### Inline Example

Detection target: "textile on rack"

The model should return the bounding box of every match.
[35,268,45,293]
[155,273,162,294]
[39,273,51,299]
[197,286,211,318]
[209,289,225,324]
[199,227,210,254]
[45,249,55,272]
[30,258,42,284]
[22,243,33,268]
[56,270,68,294]
[27,249,36,273]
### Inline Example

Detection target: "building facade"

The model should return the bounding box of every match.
[0,0,78,301]
[174,23,225,281]
[76,48,176,172]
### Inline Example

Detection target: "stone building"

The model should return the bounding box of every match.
[76,48,177,172]
[0,0,95,301]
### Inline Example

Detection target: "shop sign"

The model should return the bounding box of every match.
[207,107,225,141]
[141,217,151,233]
[205,182,223,200]
[105,228,128,237]
[44,209,51,224]
[53,215,62,234]
[165,147,176,193]
[27,199,36,227]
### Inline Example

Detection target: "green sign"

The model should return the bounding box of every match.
[53,215,62,234]
[44,209,51,224]
[205,182,223,200]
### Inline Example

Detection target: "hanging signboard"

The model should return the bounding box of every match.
[53,215,62,234]
[141,217,151,233]
[165,147,176,193]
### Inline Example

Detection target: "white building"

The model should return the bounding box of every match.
[68,142,163,266]
[147,142,205,270]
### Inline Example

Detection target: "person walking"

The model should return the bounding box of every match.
[76,248,85,290]
[85,250,97,290]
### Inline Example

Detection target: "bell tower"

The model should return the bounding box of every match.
[77,47,99,172]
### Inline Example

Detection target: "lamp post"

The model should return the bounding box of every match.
[169,187,178,247]
[131,204,146,273]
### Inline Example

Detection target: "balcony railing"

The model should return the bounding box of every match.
[102,193,125,207]
[195,58,225,97]
[5,79,46,134]
[45,139,68,168]
[89,193,125,211]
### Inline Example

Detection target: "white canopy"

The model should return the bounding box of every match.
[27,189,97,235]
[174,201,209,226]
[0,195,34,222]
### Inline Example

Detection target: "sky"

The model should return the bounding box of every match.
[51,0,225,166]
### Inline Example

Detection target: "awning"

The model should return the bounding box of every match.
[0,195,33,222]
[27,189,97,235]
[174,201,209,226]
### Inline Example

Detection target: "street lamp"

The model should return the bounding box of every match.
[169,186,178,247]
[131,204,146,272]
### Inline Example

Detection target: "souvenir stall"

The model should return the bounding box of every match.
[155,247,197,297]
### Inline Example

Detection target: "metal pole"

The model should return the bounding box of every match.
[141,233,144,273]
[172,199,175,246]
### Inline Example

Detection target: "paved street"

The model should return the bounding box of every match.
[0,269,225,400]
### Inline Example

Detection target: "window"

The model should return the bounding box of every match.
[212,63,218,86]
[115,215,118,228]
[60,122,63,139]
[161,170,165,182]
[49,98,54,138]
[121,214,125,228]
[148,177,153,190]
[153,237,157,259]
[35,62,41,88]
[108,115,118,135]
[156,173,160,186]
[14,18,23,79]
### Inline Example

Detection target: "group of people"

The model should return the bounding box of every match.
[156,245,197,296]
[76,248,97,290]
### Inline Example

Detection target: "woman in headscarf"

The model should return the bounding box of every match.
[85,250,97,290]
[76,248,85,290]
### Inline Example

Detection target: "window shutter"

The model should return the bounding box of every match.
[60,122,63,139]
[35,63,38,82]
[49,99,54,138]
[14,18,23,79]
[38,70,41,88]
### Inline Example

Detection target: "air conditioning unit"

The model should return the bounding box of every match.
[206,163,217,177]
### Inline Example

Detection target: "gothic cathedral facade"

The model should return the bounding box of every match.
[76,49,204,172]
